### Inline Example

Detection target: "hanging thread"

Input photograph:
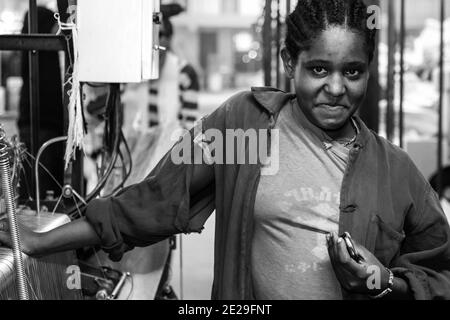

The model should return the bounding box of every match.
[54,13,85,169]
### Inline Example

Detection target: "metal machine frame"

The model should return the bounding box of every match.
[0,0,84,198]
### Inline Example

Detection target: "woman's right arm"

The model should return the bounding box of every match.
[36,218,102,255]
[0,156,214,257]
[0,217,101,256]
[1,104,223,258]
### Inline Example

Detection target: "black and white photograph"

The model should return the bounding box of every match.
[0,0,450,309]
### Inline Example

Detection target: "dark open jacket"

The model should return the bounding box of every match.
[86,87,450,300]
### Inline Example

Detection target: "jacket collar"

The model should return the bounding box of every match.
[251,86,372,148]
[251,86,295,115]
[352,116,371,148]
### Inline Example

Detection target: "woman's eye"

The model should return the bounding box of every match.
[312,67,327,76]
[345,69,361,78]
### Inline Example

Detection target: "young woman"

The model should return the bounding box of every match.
[1,0,450,300]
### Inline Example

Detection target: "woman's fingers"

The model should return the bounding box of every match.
[336,235,367,275]
[327,233,344,277]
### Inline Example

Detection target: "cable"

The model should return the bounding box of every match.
[121,130,133,185]
[24,151,64,192]
[66,84,123,217]
[102,151,126,198]
[35,136,68,215]
[102,131,133,198]
[19,156,34,205]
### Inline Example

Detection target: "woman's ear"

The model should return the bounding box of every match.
[281,48,296,79]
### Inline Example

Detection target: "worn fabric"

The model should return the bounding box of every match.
[252,100,345,299]
[86,87,450,300]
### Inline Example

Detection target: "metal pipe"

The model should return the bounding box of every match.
[285,0,292,93]
[276,0,281,89]
[0,128,29,300]
[0,35,66,51]
[35,136,68,215]
[179,235,183,300]
[263,0,273,86]
[28,0,40,194]
[386,0,397,142]
[399,0,405,149]
[109,272,130,300]
[437,0,445,197]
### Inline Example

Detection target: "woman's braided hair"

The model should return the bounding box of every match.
[285,0,377,63]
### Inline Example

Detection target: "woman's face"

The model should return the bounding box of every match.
[282,26,370,139]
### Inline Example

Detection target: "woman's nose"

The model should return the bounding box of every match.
[324,73,346,97]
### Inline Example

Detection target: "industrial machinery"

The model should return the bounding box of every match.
[0,0,172,300]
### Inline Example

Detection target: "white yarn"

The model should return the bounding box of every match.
[54,13,85,169]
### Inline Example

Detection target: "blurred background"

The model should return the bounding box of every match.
[1,0,450,299]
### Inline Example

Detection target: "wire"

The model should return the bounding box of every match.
[66,84,123,216]
[24,150,64,192]
[126,274,134,300]
[24,273,39,300]
[71,194,83,219]
[51,194,64,215]
[101,151,126,198]
[18,157,33,204]
[101,131,133,198]
[121,130,133,183]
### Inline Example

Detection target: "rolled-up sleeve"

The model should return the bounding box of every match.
[84,94,235,261]
[85,145,194,261]
[84,106,223,261]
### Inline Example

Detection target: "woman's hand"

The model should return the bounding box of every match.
[0,219,42,257]
[326,232,390,296]
[1,217,101,258]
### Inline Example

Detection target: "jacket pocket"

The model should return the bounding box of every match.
[366,212,406,266]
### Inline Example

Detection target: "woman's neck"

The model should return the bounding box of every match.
[323,120,357,141]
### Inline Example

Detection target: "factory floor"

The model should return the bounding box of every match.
[170,214,216,300]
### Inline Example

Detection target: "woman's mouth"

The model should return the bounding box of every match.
[317,103,347,109]
[316,104,348,114]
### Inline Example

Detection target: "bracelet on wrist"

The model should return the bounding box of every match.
[369,267,394,299]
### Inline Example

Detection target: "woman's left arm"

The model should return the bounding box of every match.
[327,182,450,300]
[389,183,450,300]
[326,233,414,299]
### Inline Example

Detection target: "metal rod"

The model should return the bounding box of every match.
[437,0,445,197]
[60,14,74,188]
[109,272,130,300]
[276,0,281,89]
[35,136,68,215]
[263,0,273,86]
[28,0,40,196]
[399,0,405,149]
[285,0,292,93]
[179,235,183,300]
[0,129,29,300]
[386,0,397,142]
[0,35,66,51]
